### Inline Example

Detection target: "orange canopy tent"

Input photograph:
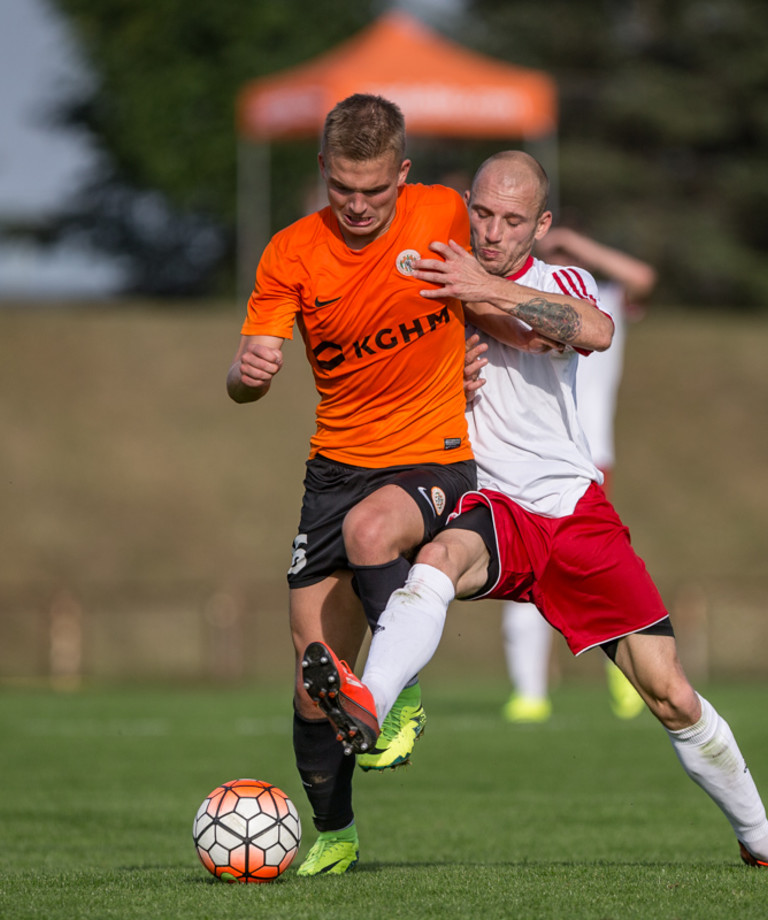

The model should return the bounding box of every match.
[238,11,557,141]
[235,11,558,291]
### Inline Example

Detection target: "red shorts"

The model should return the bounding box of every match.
[450,484,669,655]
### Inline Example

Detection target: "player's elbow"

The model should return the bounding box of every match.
[594,332,613,353]
[589,316,615,353]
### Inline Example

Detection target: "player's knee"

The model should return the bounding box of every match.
[342,504,389,560]
[343,496,422,562]
[414,539,452,571]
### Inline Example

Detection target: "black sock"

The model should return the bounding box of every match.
[351,556,418,688]
[293,710,355,832]
[350,556,411,631]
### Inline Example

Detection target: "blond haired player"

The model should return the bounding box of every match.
[227,94,475,875]
[303,151,768,869]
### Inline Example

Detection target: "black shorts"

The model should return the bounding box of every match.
[287,455,476,588]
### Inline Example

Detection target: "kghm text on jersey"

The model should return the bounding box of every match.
[312,305,452,371]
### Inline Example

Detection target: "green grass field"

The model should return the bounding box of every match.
[1,680,766,919]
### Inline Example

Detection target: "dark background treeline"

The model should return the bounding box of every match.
[9,0,767,305]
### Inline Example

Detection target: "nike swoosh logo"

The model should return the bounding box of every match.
[314,296,341,307]
[417,486,438,517]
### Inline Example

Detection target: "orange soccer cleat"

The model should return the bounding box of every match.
[301,642,380,756]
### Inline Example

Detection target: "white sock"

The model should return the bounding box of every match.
[362,563,455,725]
[501,601,552,701]
[667,694,768,858]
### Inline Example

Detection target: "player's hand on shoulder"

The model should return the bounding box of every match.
[414,240,489,301]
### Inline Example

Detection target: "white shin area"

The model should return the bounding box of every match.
[362,563,455,725]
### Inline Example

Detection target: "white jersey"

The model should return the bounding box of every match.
[466,255,613,518]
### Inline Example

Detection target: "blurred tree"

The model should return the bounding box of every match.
[464,0,768,306]
[41,0,768,304]
[45,0,372,296]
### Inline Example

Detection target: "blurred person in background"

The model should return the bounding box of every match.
[501,226,657,724]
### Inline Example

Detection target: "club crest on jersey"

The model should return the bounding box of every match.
[396,249,421,276]
[430,487,446,516]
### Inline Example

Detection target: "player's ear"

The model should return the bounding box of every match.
[535,209,553,240]
[398,158,412,186]
[318,153,327,180]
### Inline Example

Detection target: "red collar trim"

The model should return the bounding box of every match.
[505,255,534,281]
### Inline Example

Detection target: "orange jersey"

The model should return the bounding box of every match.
[242,183,473,468]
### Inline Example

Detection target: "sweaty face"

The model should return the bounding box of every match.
[467,165,551,277]
[320,152,410,249]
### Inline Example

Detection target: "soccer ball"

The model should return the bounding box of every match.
[193,778,301,883]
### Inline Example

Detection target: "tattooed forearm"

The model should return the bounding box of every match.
[514,297,582,343]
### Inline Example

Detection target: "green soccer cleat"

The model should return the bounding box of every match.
[502,692,552,724]
[357,682,426,772]
[296,826,359,877]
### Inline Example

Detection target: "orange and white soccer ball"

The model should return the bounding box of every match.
[193,779,301,883]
